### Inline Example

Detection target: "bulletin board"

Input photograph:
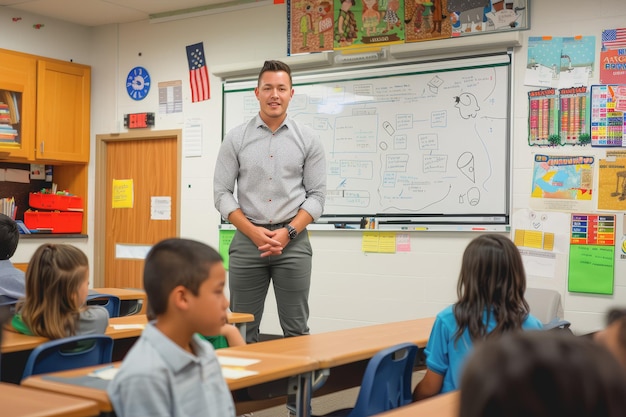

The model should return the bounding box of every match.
[223,53,512,227]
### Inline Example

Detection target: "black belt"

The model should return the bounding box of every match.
[253,220,293,230]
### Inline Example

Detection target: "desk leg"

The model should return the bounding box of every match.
[236,323,247,341]
[287,371,312,417]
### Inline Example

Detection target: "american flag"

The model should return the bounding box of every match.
[602,28,626,50]
[186,42,210,102]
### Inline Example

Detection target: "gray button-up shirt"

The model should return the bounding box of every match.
[214,114,326,224]
[108,323,235,417]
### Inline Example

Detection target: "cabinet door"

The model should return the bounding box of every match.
[0,49,37,160]
[36,60,90,162]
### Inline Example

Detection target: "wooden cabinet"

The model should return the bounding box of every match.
[0,48,91,234]
[0,49,37,160]
[36,59,91,163]
[0,49,90,163]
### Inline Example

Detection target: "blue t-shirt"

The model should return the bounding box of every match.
[425,305,543,393]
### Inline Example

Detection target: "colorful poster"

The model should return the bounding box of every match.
[600,48,626,84]
[568,213,615,295]
[528,88,558,146]
[333,0,405,51]
[288,0,335,55]
[558,36,595,89]
[526,37,563,88]
[597,154,626,211]
[531,154,594,201]
[590,84,626,147]
[448,0,527,37]
[405,0,450,43]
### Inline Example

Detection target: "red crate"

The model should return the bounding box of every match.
[24,211,83,233]
[29,193,83,211]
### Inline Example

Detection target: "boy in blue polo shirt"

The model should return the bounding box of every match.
[108,238,235,417]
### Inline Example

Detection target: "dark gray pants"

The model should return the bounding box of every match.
[228,228,312,343]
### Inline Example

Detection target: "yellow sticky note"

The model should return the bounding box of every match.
[112,179,134,208]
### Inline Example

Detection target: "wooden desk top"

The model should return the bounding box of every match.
[2,313,254,354]
[1,315,148,354]
[375,391,459,417]
[22,351,318,412]
[1,381,100,417]
[91,287,146,301]
[229,317,435,369]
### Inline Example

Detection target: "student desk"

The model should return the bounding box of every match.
[228,317,436,412]
[21,350,318,417]
[374,391,459,417]
[1,381,100,417]
[1,312,253,354]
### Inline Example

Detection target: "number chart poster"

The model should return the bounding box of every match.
[568,213,615,295]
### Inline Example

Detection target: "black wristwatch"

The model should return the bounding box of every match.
[285,224,298,240]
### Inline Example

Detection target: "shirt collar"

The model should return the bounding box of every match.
[142,322,213,373]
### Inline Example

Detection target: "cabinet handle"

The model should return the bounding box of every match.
[40,141,44,154]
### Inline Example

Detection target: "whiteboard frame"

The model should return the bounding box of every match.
[222,52,514,231]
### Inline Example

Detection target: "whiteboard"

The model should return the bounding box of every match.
[223,54,511,226]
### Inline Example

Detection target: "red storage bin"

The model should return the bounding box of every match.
[24,211,83,233]
[29,193,83,211]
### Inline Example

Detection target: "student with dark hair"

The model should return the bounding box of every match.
[594,307,626,369]
[413,234,542,401]
[108,238,235,417]
[0,213,25,299]
[460,330,626,417]
[214,59,326,343]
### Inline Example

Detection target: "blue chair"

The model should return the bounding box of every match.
[21,334,114,381]
[317,342,419,417]
[86,293,121,318]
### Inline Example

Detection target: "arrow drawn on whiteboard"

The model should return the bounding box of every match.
[379,184,452,213]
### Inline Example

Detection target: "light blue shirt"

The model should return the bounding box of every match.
[0,259,25,299]
[425,305,543,393]
[108,322,235,417]
[214,114,326,224]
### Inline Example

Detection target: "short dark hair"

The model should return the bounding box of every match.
[0,214,19,260]
[143,238,223,317]
[460,331,626,417]
[258,60,292,87]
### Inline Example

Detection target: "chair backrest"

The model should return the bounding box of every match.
[21,334,114,381]
[525,287,571,330]
[525,288,563,324]
[349,342,419,417]
[86,293,121,318]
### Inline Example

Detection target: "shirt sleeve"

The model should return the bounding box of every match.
[110,373,172,417]
[76,305,109,335]
[424,315,451,376]
[300,129,326,221]
[213,126,243,221]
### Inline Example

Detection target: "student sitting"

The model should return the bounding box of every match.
[202,321,246,349]
[0,214,25,299]
[459,330,626,417]
[11,243,108,338]
[413,234,542,401]
[108,238,235,417]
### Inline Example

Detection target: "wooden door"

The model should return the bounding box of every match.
[94,131,180,289]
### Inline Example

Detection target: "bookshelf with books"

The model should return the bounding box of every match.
[0,49,36,160]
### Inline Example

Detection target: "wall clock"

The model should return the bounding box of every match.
[126,66,151,100]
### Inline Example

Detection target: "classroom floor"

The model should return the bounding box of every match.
[250,370,426,417]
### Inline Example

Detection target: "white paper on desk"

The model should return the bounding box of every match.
[110,324,145,330]
[88,367,119,380]
[218,356,260,367]
[221,367,259,379]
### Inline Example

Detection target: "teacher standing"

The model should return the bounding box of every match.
[214,60,326,343]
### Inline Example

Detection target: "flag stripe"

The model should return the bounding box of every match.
[186,42,210,103]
